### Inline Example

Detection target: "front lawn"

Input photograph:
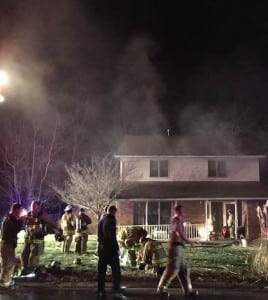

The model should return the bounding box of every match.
[15,233,267,286]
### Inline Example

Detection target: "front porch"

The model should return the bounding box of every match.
[117,198,253,241]
[117,223,205,241]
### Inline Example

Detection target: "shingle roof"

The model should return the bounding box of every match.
[117,181,268,199]
[115,135,265,156]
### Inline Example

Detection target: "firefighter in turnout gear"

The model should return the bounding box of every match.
[117,226,147,267]
[21,200,60,274]
[157,205,198,299]
[139,236,167,279]
[0,203,25,288]
[61,205,75,253]
[75,208,92,254]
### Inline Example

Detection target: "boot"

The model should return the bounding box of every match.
[112,292,128,300]
[185,290,199,299]
[97,291,106,300]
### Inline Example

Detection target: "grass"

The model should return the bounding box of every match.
[252,238,268,278]
[15,233,267,285]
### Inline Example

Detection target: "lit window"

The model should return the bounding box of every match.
[150,160,169,177]
[208,160,227,177]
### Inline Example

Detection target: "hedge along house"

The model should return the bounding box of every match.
[114,135,268,241]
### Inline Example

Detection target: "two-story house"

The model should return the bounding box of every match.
[114,135,268,240]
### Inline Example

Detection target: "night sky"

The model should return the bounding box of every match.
[1,0,268,153]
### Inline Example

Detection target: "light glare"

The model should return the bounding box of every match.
[0,70,9,86]
[0,94,5,103]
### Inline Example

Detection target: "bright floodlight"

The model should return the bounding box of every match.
[0,94,5,103]
[0,70,9,86]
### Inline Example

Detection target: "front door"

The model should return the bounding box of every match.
[209,201,237,239]
[211,201,223,233]
[223,202,236,227]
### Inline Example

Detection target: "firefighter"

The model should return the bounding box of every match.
[0,203,25,288]
[117,226,147,267]
[75,208,92,254]
[21,200,60,274]
[157,205,198,299]
[138,236,167,279]
[61,205,76,253]
[227,209,235,239]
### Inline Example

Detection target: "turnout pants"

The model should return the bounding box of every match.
[0,241,17,284]
[21,239,44,269]
[62,234,73,253]
[75,234,88,254]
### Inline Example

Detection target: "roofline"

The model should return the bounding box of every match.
[114,155,266,159]
[117,197,268,201]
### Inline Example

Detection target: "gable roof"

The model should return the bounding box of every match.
[117,181,268,199]
[115,135,265,156]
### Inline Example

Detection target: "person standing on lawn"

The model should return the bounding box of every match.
[74,208,92,254]
[61,205,76,253]
[97,205,126,300]
[21,200,60,274]
[263,201,268,228]
[0,203,25,288]
[256,202,265,236]
[157,204,198,299]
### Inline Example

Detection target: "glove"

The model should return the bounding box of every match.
[139,263,146,270]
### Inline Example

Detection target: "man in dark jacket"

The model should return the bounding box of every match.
[0,203,25,288]
[97,205,126,300]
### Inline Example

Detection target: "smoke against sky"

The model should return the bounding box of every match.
[1,0,268,154]
[112,36,166,134]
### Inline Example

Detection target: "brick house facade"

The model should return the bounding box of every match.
[114,135,268,240]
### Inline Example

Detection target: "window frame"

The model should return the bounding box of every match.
[208,159,227,178]
[133,201,173,225]
[149,159,169,178]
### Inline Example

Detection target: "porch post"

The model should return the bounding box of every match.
[145,201,148,225]
[235,199,238,240]
[205,200,208,241]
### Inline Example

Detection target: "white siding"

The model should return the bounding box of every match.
[120,157,260,182]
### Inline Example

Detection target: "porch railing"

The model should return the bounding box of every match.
[117,223,204,241]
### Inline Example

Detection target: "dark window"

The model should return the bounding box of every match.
[218,160,227,177]
[150,160,169,177]
[133,202,146,225]
[148,202,158,225]
[208,160,227,177]
[208,160,216,177]
[134,201,173,225]
[160,202,172,224]
[160,160,169,177]
[150,160,159,177]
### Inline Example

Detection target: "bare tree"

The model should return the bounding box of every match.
[54,153,133,220]
[0,118,62,206]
